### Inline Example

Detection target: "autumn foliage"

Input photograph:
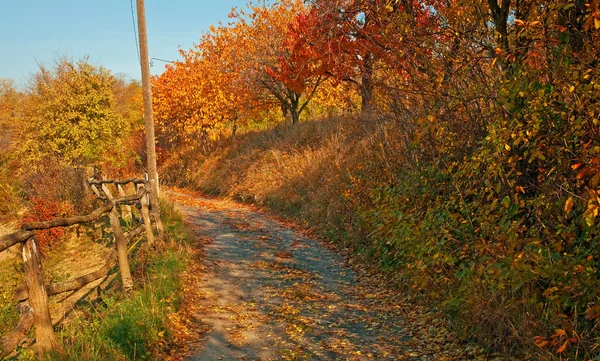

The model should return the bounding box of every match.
[21,197,74,253]
[152,0,600,358]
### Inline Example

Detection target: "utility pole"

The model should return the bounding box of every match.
[136,0,165,241]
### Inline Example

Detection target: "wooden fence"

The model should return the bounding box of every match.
[0,177,158,357]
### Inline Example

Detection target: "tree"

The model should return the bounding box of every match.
[229,0,326,124]
[153,0,328,136]
[21,58,129,169]
[305,0,431,116]
[153,19,266,151]
[0,79,21,153]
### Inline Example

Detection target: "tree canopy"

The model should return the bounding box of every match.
[21,58,137,169]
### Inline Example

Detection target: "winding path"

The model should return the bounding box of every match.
[167,189,477,361]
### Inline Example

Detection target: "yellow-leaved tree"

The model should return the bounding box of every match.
[21,57,131,169]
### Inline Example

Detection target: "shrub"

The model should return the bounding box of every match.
[21,197,74,253]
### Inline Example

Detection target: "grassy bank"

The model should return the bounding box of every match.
[162,116,600,360]
[49,201,193,361]
[2,200,194,361]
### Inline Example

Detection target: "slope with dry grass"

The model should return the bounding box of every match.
[161,113,600,359]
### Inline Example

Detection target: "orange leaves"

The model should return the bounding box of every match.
[533,335,549,348]
[534,329,579,355]
[585,304,600,320]
[152,21,259,148]
[584,0,600,30]
[153,0,327,135]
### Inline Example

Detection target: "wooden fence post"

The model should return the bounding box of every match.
[137,183,155,245]
[101,185,134,293]
[22,237,60,354]
[144,173,165,241]
[117,184,133,223]
[90,184,103,199]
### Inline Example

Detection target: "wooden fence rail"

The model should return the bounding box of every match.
[0,176,157,358]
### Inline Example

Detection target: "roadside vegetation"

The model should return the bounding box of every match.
[45,202,194,361]
[1,201,194,361]
[152,1,600,358]
[2,0,600,358]
[0,57,195,359]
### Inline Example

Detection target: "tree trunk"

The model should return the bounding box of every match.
[22,238,60,354]
[287,91,301,125]
[290,108,300,125]
[488,0,511,52]
[360,51,374,117]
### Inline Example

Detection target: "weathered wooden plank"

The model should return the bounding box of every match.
[15,251,117,301]
[88,178,144,186]
[15,224,144,301]
[21,204,112,231]
[90,184,104,199]
[0,231,34,253]
[21,191,144,231]
[137,184,155,245]
[22,238,60,354]
[117,184,133,222]
[126,224,146,242]
[109,208,133,293]
[102,183,134,293]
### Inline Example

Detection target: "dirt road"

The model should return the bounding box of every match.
[167,189,480,361]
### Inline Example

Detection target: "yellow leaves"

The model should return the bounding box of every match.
[564,196,574,215]
[542,287,559,298]
[584,203,599,226]
[584,0,600,30]
[491,56,498,68]
[551,328,567,338]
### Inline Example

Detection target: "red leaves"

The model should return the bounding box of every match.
[22,197,73,253]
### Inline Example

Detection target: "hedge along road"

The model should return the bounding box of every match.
[166,189,484,361]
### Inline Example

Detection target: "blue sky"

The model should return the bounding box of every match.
[0,0,249,87]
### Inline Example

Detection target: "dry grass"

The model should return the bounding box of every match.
[158,115,580,359]
[185,119,358,230]
[161,117,402,249]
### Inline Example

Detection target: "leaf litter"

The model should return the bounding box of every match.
[157,188,490,360]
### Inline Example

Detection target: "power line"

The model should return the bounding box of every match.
[130,0,141,63]
[150,58,174,67]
